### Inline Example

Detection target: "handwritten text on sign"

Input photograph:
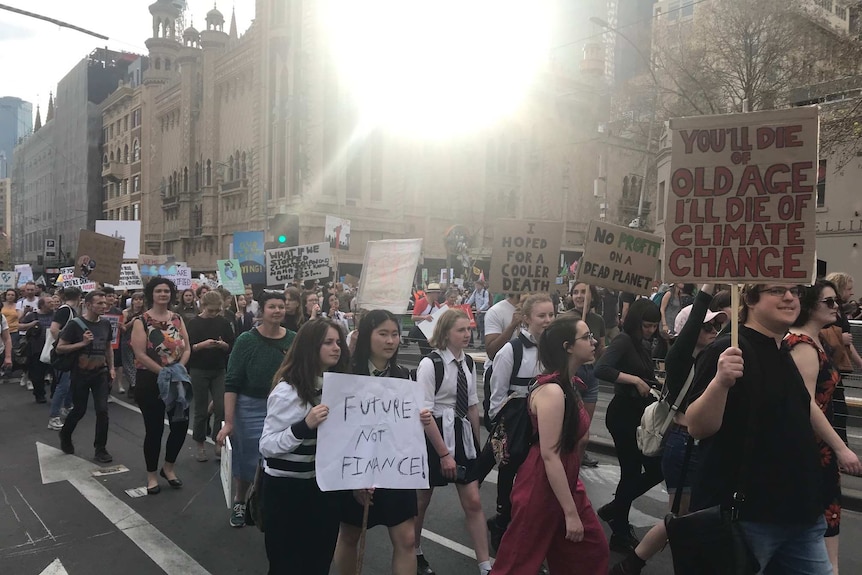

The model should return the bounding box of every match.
[265,242,331,286]
[316,373,429,491]
[489,219,563,294]
[665,108,818,282]
[579,221,661,295]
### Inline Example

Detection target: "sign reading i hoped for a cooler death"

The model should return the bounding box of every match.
[265,242,331,286]
[489,219,563,294]
[579,221,662,296]
[316,373,429,491]
[666,107,819,283]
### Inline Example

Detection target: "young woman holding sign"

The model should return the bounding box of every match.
[414,309,491,575]
[334,309,433,575]
[259,318,350,574]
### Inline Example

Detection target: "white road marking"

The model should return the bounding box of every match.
[421,529,482,560]
[38,558,69,575]
[37,442,211,575]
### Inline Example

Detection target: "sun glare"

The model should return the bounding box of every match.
[321,0,552,139]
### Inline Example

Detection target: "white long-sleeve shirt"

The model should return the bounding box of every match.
[259,379,321,479]
[488,329,543,420]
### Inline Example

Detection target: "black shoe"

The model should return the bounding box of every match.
[35,396,47,404]
[160,468,183,488]
[609,550,647,575]
[94,450,113,464]
[487,515,507,552]
[59,433,74,455]
[596,500,614,523]
[416,553,435,575]
[147,484,161,495]
[609,524,640,553]
[581,452,599,468]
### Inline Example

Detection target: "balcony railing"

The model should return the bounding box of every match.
[101,161,125,182]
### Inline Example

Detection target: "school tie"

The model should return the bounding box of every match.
[518,332,536,349]
[455,359,468,418]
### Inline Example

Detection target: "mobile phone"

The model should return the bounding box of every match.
[456,465,467,482]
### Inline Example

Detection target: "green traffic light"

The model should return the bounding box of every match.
[278,235,287,243]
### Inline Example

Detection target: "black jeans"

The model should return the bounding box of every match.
[136,369,189,472]
[60,371,110,451]
[262,473,339,575]
[27,355,49,400]
[605,394,663,529]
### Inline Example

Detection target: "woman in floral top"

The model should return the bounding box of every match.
[131,277,191,495]
[787,279,862,573]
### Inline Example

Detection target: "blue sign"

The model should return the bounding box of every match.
[233,231,265,285]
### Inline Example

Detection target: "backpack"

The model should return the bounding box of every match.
[50,317,89,372]
[408,351,476,395]
[651,287,669,306]
[482,338,524,431]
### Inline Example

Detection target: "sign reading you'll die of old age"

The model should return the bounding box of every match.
[665,107,818,284]
[489,219,563,294]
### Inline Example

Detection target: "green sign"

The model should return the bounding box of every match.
[217,259,245,295]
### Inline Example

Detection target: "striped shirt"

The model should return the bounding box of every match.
[259,378,322,479]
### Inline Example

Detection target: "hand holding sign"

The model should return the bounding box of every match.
[305,404,330,429]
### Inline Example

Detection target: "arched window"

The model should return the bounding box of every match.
[165,59,171,71]
[168,175,173,196]
[206,160,212,186]
[173,171,178,195]
[228,155,234,181]
[183,167,188,192]
[154,58,161,70]
[132,139,140,162]
[241,152,247,180]
[116,148,121,163]
[103,154,108,165]
[194,162,200,190]
[109,150,114,162]
[123,144,129,163]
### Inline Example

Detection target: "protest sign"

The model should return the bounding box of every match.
[418,304,448,340]
[666,107,818,283]
[104,314,121,349]
[15,264,33,287]
[75,230,124,285]
[95,220,141,260]
[138,254,178,279]
[356,239,423,315]
[221,434,233,509]
[316,373,429,491]
[217,259,245,295]
[265,242,331,286]
[61,277,98,292]
[578,220,662,296]
[489,219,563,294]
[165,266,192,290]
[0,272,17,291]
[118,264,143,291]
[324,215,351,250]
[233,231,265,285]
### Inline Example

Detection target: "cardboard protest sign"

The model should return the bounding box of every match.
[578,220,661,295]
[118,264,143,291]
[324,215,351,250]
[233,231,265,284]
[0,272,17,291]
[316,373,429,491]
[265,242,331,287]
[15,264,33,287]
[489,219,563,294]
[75,230,124,285]
[217,259,245,295]
[666,108,818,283]
[138,254,178,279]
[356,239,423,315]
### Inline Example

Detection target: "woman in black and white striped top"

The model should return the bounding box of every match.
[259,318,350,575]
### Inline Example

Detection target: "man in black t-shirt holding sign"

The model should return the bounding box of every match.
[57,290,115,463]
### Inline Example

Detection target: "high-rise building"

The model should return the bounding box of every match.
[0,97,33,179]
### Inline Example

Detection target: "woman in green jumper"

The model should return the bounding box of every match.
[217,291,295,528]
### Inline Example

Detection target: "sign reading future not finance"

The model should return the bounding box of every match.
[665,107,818,283]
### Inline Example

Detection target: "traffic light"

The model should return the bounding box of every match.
[271,213,299,247]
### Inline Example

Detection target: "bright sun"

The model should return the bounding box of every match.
[320,0,553,139]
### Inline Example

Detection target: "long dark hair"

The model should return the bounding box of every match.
[272,318,350,404]
[351,310,401,375]
[538,315,583,453]
[794,279,839,327]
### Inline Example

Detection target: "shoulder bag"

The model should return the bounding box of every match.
[637,366,695,457]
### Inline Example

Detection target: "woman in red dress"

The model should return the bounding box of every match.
[491,315,609,574]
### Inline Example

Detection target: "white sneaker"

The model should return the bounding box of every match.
[47,417,63,431]
[19,376,26,387]
[26,381,33,391]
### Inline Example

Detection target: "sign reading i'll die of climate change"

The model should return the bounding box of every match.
[579,220,662,296]
[316,373,429,491]
[489,219,563,294]
[665,107,818,283]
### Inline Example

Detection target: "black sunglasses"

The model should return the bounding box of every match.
[820,297,839,309]
[701,320,723,333]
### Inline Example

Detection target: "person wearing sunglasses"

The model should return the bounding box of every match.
[786,280,862,574]
[610,284,725,574]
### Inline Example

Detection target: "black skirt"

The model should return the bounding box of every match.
[426,416,481,487]
[340,488,418,528]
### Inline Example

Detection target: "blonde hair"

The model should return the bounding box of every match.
[429,309,469,349]
[521,293,553,323]
[825,272,853,299]
[200,290,224,309]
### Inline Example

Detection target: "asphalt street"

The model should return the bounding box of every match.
[2,358,862,574]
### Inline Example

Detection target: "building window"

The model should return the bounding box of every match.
[667,0,680,20]
[133,139,140,162]
[165,59,171,71]
[681,0,694,18]
[124,116,129,131]
[122,206,129,220]
[183,167,188,192]
[123,144,129,163]
[241,152,247,180]
[133,109,141,128]
[817,159,827,207]
[206,160,212,185]
[133,203,140,220]
[133,175,140,194]
[228,156,235,181]
[657,181,666,222]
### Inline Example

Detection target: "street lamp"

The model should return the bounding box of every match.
[590,16,658,229]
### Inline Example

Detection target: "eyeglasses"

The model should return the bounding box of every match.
[576,332,597,343]
[759,286,802,298]
[820,297,839,308]
[701,321,722,333]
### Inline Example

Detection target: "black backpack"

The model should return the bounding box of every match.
[410,351,476,395]
[482,338,524,431]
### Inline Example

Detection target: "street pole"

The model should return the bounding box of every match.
[590,17,658,229]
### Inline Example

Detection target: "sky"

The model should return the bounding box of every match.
[0,0,254,122]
